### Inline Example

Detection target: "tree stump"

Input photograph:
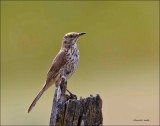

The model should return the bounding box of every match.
[50,80,103,126]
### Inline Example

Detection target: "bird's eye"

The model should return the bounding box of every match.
[70,35,73,38]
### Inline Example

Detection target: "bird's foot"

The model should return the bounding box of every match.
[66,89,77,99]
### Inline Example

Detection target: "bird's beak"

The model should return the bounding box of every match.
[78,32,86,36]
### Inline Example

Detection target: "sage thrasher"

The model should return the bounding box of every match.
[28,32,86,113]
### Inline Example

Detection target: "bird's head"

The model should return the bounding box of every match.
[62,32,86,47]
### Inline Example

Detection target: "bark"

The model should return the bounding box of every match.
[50,80,103,126]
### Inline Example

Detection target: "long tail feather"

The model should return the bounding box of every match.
[28,88,45,113]
[28,81,54,113]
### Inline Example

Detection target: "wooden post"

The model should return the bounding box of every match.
[50,80,103,126]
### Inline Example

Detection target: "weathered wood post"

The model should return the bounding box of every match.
[50,79,103,126]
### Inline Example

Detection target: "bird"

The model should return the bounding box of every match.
[28,32,86,113]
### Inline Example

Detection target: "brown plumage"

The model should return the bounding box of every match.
[28,32,86,113]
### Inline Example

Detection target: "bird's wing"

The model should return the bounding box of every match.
[46,49,67,83]
[28,49,67,113]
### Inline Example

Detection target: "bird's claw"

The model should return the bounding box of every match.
[66,89,77,99]
[69,93,77,99]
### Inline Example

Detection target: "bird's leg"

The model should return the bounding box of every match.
[66,89,77,99]
[61,76,77,99]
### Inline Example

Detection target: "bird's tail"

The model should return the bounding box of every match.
[28,87,45,113]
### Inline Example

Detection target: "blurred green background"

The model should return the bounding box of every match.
[1,1,159,125]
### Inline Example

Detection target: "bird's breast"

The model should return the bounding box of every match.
[64,46,79,79]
